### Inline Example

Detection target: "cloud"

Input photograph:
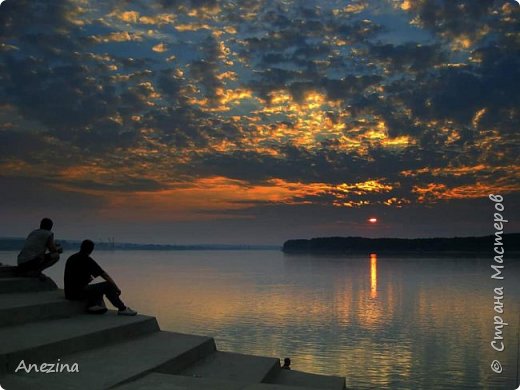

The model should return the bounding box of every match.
[369,43,447,72]
[397,0,507,48]
[0,176,106,212]
[0,0,518,240]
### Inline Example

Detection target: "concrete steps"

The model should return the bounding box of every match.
[0,265,17,277]
[0,270,346,389]
[269,369,346,389]
[0,313,159,374]
[117,372,248,389]
[0,330,216,389]
[116,372,338,390]
[174,350,280,383]
[0,276,57,293]
[0,290,84,327]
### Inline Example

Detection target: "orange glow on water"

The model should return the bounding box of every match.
[370,254,377,298]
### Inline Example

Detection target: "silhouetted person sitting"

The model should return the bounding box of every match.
[64,240,137,316]
[17,218,62,277]
[282,357,291,370]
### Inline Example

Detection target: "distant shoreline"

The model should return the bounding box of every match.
[0,238,280,252]
[283,250,520,258]
[282,233,520,255]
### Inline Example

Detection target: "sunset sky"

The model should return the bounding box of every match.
[0,0,519,244]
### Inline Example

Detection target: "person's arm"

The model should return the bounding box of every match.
[100,271,122,295]
[46,234,63,253]
[88,257,121,294]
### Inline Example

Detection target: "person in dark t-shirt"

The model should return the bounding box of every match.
[64,240,137,316]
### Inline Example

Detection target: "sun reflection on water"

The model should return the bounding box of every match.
[370,253,377,299]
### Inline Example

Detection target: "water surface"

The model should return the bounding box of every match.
[1,250,519,389]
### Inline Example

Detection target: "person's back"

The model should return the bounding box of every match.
[17,218,61,276]
[18,228,53,265]
[64,251,100,300]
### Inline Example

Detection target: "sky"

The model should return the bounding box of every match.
[0,0,519,245]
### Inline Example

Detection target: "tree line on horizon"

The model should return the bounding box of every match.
[282,233,520,254]
[0,238,278,252]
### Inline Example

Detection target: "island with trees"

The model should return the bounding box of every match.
[282,233,520,255]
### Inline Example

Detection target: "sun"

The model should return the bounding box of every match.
[368,217,378,223]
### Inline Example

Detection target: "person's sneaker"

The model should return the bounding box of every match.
[87,305,108,314]
[118,307,137,316]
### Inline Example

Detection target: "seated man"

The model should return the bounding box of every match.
[17,218,62,276]
[64,240,137,316]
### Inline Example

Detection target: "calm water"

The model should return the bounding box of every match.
[1,250,519,389]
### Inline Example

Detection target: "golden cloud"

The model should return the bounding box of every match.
[152,43,168,53]
[175,23,211,32]
[110,10,176,25]
[90,31,143,43]
[413,181,519,202]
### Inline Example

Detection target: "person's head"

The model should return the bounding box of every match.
[283,358,291,367]
[40,218,53,231]
[80,239,95,255]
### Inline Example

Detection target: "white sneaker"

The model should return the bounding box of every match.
[118,307,137,316]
